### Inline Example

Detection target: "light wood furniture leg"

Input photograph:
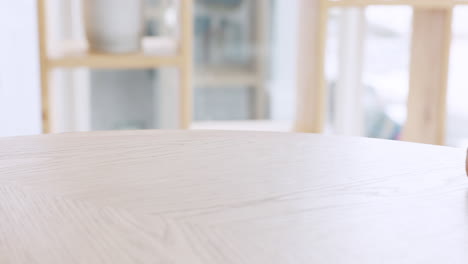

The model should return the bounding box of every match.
[403,8,452,145]
[38,0,51,133]
[294,0,327,133]
[180,0,193,129]
[254,0,270,120]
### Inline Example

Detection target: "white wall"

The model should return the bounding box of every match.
[0,0,42,136]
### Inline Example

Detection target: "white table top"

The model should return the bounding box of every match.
[0,130,467,263]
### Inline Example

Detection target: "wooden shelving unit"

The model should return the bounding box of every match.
[37,0,193,133]
[296,0,464,145]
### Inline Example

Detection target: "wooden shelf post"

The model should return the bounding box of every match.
[180,0,193,129]
[294,0,328,133]
[37,0,51,133]
[403,8,453,145]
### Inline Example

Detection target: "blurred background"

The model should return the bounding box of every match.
[1,0,467,147]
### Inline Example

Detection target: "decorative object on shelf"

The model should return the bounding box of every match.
[83,0,145,53]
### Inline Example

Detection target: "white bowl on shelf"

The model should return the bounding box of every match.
[83,0,144,53]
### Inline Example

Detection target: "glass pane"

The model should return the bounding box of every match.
[193,0,262,124]
[446,6,468,147]
[364,6,412,139]
[325,7,352,135]
[362,6,412,140]
[326,6,411,140]
[49,0,295,133]
[89,68,179,130]
[192,0,294,131]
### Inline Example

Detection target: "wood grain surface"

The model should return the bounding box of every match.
[0,130,467,263]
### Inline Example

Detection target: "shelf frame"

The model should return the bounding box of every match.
[296,0,456,145]
[37,0,193,133]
